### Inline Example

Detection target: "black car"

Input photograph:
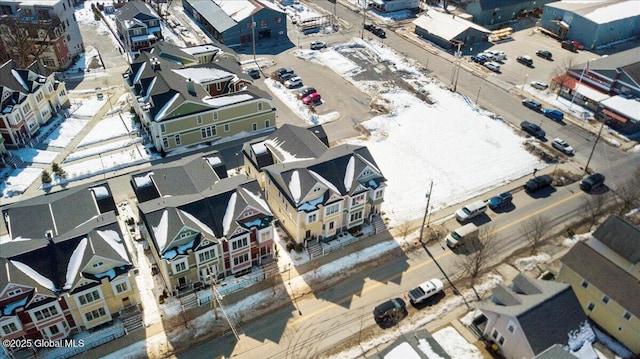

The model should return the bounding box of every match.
[580,173,605,192]
[364,23,374,31]
[488,192,513,209]
[274,67,293,77]
[522,99,542,111]
[297,87,317,99]
[561,40,577,52]
[521,121,546,138]
[245,68,260,79]
[536,50,553,60]
[524,175,553,193]
[372,27,386,38]
[278,72,296,84]
[517,56,533,66]
[373,298,407,327]
[471,55,488,64]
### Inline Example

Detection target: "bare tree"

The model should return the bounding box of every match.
[399,221,412,240]
[612,167,640,216]
[551,58,575,100]
[520,215,552,254]
[0,14,60,68]
[455,224,499,301]
[581,194,608,231]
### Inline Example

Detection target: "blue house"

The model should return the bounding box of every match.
[182,0,287,46]
[461,0,555,29]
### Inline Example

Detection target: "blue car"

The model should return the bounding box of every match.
[471,55,488,64]
[544,109,564,121]
[488,192,513,209]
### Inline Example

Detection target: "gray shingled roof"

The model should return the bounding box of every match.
[183,0,240,33]
[115,0,158,23]
[372,329,451,359]
[562,241,640,318]
[570,48,640,89]
[479,274,586,356]
[592,215,640,264]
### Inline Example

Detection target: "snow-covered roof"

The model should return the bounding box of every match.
[600,95,640,120]
[546,0,640,25]
[133,171,154,188]
[64,237,87,290]
[11,260,56,292]
[202,94,254,107]
[213,0,256,21]
[222,192,237,236]
[172,67,234,84]
[154,210,169,252]
[131,34,157,42]
[413,10,490,41]
[288,170,302,204]
[97,230,130,263]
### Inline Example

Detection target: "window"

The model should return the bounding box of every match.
[274,17,282,24]
[587,302,595,311]
[115,282,128,294]
[36,93,44,102]
[602,295,610,304]
[350,211,363,222]
[34,306,59,320]
[59,89,66,96]
[22,103,31,115]
[175,134,181,145]
[351,193,366,207]
[198,248,216,263]
[201,128,207,138]
[85,307,106,321]
[1,322,18,335]
[48,324,60,335]
[252,123,257,131]
[7,289,22,296]
[78,290,101,305]
[213,112,218,120]
[180,232,189,239]
[133,28,142,35]
[160,124,166,133]
[224,124,230,132]
[232,237,248,251]
[507,321,516,334]
[233,253,249,266]
[498,336,505,345]
[197,115,202,124]
[257,102,263,111]
[92,261,103,268]
[491,329,498,339]
[307,213,317,223]
[246,22,252,29]
[163,137,169,148]
[260,230,272,242]
[325,203,340,216]
[260,19,267,27]
[216,82,222,91]
[623,311,632,321]
[174,260,187,273]
[581,280,589,289]
[265,120,270,127]
[374,188,384,199]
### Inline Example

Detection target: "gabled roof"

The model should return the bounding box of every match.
[370,329,451,359]
[0,60,48,113]
[545,0,640,24]
[562,241,640,318]
[183,0,282,33]
[592,215,640,264]
[413,10,490,41]
[478,0,535,10]
[115,0,159,24]
[479,274,586,356]
[570,48,640,89]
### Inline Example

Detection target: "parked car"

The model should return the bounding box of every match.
[530,81,548,90]
[364,23,374,31]
[484,62,500,72]
[245,68,260,79]
[544,109,564,121]
[571,40,584,50]
[579,173,605,192]
[373,298,407,326]
[445,223,478,248]
[484,50,506,62]
[284,76,303,89]
[552,138,574,155]
[561,40,577,52]
[536,50,553,60]
[521,121,546,138]
[274,67,293,77]
[372,27,386,38]
[302,92,321,105]
[407,279,444,304]
[524,175,553,193]
[455,200,487,223]
[310,41,326,50]
[478,52,495,61]
[471,54,488,64]
[488,192,513,210]
[522,99,542,111]
[278,72,296,84]
[517,55,533,66]
[297,87,317,99]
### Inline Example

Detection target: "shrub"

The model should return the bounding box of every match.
[41,170,52,184]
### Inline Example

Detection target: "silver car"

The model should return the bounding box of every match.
[552,138,574,155]
[484,62,500,72]
[531,81,549,90]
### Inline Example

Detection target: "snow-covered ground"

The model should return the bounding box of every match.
[78,113,135,147]
[42,117,89,148]
[0,168,43,198]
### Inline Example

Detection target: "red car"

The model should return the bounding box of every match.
[571,40,584,50]
[302,92,321,105]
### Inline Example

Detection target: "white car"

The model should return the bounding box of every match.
[407,279,444,304]
[484,62,501,72]
[484,50,506,62]
[552,138,574,155]
[531,81,549,90]
[310,41,326,50]
[284,76,303,89]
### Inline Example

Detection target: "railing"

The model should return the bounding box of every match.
[217,271,265,297]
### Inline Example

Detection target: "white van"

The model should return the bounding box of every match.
[455,200,488,222]
[485,50,506,62]
[445,223,479,248]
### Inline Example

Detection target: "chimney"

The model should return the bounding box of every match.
[186,78,196,96]
[151,58,161,71]
[45,230,54,244]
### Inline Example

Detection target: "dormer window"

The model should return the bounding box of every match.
[92,261,104,268]
[362,169,371,177]
[7,289,22,296]
[243,210,254,218]
[180,232,189,239]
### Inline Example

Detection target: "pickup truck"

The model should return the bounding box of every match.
[407,279,444,304]
[524,175,553,193]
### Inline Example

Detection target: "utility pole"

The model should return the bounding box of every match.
[361,0,367,39]
[251,15,257,62]
[451,41,462,92]
[584,118,605,175]
[418,180,470,309]
[475,86,481,105]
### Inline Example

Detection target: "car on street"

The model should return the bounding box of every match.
[524,175,553,193]
[372,27,386,38]
[310,41,326,50]
[284,76,303,88]
[544,108,564,121]
[302,92,321,105]
[561,40,578,52]
[407,279,444,304]
[571,40,584,50]
[522,99,542,111]
[552,138,574,155]
[488,192,513,210]
[373,298,407,327]
[471,54,488,64]
[521,121,546,138]
[536,50,553,60]
[484,50,506,62]
[517,55,533,66]
[297,87,317,99]
[245,68,260,79]
[484,62,500,72]
[580,173,605,192]
[364,23,374,31]
[530,81,548,90]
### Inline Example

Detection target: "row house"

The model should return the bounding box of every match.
[115,0,162,54]
[243,124,386,244]
[0,0,83,70]
[0,60,69,148]
[123,42,276,153]
[0,183,140,358]
[132,152,275,295]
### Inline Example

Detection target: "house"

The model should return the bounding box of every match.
[0,60,69,148]
[182,0,286,46]
[558,215,640,354]
[597,95,640,134]
[369,0,419,13]
[460,0,554,28]
[0,0,84,70]
[115,0,162,54]
[0,183,140,358]
[565,49,640,98]
[122,42,276,153]
[413,10,491,50]
[134,152,275,295]
[368,329,451,359]
[243,124,386,244]
[540,0,640,49]
[472,274,588,358]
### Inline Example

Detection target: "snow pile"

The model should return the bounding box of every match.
[10,148,59,165]
[592,325,634,358]
[566,320,595,351]
[514,253,551,272]
[1,168,42,198]
[459,309,481,326]
[263,78,340,126]
[628,144,640,153]
[562,232,593,247]
[417,338,446,359]
[432,327,483,359]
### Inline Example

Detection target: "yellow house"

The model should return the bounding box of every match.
[558,215,640,355]
[123,43,276,153]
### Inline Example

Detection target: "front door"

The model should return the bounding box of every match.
[178,277,186,288]
[122,297,131,307]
